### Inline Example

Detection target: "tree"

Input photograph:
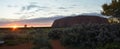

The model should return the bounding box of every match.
[24,24,27,28]
[101,0,120,17]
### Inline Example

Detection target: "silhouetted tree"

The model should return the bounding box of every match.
[24,24,27,28]
[101,0,120,17]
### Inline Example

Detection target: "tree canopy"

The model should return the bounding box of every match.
[102,0,120,17]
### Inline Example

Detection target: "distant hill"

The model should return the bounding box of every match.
[52,15,109,28]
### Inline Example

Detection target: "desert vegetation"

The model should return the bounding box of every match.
[0,0,120,49]
[0,24,120,49]
[0,29,32,46]
[48,23,120,49]
[31,29,52,49]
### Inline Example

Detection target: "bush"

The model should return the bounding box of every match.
[97,42,120,49]
[32,29,52,49]
[48,29,62,39]
[32,37,52,49]
[5,40,19,46]
[48,24,120,49]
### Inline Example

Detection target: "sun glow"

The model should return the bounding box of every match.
[13,25,18,29]
[12,25,18,31]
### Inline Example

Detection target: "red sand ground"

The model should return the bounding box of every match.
[51,40,66,49]
[0,42,33,49]
[0,40,66,49]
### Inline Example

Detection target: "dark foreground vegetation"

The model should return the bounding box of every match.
[49,24,120,49]
[0,24,120,49]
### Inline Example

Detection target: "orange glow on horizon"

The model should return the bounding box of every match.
[3,23,23,28]
[13,25,18,29]
[12,25,18,31]
[0,22,52,28]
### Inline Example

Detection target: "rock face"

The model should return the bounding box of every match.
[52,15,109,28]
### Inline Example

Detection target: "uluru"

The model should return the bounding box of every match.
[52,15,109,28]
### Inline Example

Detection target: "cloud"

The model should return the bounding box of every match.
[15,2,50,19]
[72,4,77,6]
[30,2,38,5]
[7,5,18,8]
[21,4,40,11]
[58,7,66,9]
[80,12,110,18]
[21,3,48,12]
[81,13,103,16]
[21,6,26,11]
[0,12,110,27]
[27,5,39,10]
[0,19,19,26]
[56,7,72,13]
[58,6,73,10]
[27,15,63,27]
[17,15,64,23]
[57,6,75,12]
[0,16,64,27]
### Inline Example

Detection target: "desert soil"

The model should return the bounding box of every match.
[51,40,66,49]
[0,42,33,49]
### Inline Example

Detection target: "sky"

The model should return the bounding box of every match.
[0,0,111,27]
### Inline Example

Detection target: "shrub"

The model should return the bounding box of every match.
[5,40,19,46]
[97,42,120,49]
[48,29,62,39]
[48,23,120,49]
[32,29,52,49]
[32,37,52,49]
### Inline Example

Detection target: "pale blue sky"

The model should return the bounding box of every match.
[0,0,111,27]
[0,0,111,19]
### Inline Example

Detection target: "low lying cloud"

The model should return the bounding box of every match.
[0,16,64,27]
[0,12,109,27]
